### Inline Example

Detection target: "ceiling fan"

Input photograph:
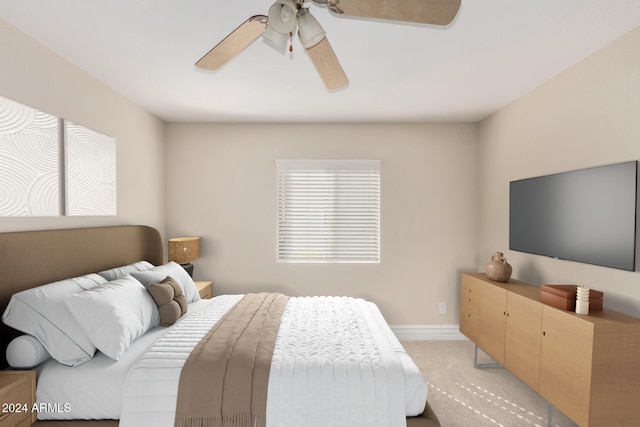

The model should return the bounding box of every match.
[195,0,461,90]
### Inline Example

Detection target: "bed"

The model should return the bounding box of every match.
[0,225,439,427]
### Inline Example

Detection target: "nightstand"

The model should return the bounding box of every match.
[0,370,36,427]
[195,281,213,299]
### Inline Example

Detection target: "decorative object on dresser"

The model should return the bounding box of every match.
[540,284,603,311]
[575,286,590,315]
[460,272,640,427]
[484,251,512,282]
[0,370,36,427]
[168,237,200,277]
[195,281,213,299]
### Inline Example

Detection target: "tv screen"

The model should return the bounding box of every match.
[509,161,638,271]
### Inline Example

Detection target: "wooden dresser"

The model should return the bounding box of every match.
[460,272,640,426]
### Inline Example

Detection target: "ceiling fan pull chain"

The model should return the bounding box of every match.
[289,31,293,53]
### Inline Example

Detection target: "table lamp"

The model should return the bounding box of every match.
[168,236,200,277]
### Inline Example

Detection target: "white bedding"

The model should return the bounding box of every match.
[266,296,422,427]
[36,295,427,425]
[36,300,211,420]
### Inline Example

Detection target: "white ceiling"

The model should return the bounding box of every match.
[1,0,639,123]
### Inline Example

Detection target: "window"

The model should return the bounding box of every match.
[276,159,381,263]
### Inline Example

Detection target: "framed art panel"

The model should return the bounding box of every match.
[0,96,61,216]
[64,121,117,216]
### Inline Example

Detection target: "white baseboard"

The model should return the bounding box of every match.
[391,324,467,341]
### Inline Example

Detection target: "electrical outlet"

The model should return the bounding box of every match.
[438,302,447,315]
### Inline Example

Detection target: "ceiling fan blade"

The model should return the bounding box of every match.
[324,0,461,25]
[305,37,349,90]
[196,15,268,71]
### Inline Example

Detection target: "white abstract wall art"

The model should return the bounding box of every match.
[64,121,117,216]
[0,96,61,216]
[0,95,117,217]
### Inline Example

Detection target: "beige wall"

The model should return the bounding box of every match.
[165,123,478,324]
[0,18,166,236]
[477,27,640,316]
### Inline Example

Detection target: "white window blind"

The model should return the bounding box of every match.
[276,159,381,263]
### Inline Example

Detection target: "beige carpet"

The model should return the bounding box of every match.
[402,340,578,427]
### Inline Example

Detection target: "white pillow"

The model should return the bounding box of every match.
[2,273,106,366]
[97,261,154,281]
[131,261,200,303]
[64,275,160,361]
[7,335,52,368]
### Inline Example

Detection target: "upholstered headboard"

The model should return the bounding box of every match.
[0,225,163,367]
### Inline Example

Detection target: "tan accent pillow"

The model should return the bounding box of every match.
[147,276,188,326]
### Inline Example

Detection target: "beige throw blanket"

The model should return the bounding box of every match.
[174,293,289,427]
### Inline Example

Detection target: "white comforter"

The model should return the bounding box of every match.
[119,295,426,427]
[38,295,427,426]
[266,296,408,427]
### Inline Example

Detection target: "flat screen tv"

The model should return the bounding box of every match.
[509,161,638,271]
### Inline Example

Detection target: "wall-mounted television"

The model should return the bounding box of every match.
[509,161,638,271]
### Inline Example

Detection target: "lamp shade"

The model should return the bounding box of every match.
[168,237,200,264]
[263,23,290,53]
[297,8,325,49]
[267,0,298,34]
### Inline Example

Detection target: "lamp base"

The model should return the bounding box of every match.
[179,263,194,277]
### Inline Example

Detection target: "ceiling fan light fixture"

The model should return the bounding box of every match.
[267,0,299,34]
[196,0,459,90]
[262,23,290,53]
[297,8,326,49]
